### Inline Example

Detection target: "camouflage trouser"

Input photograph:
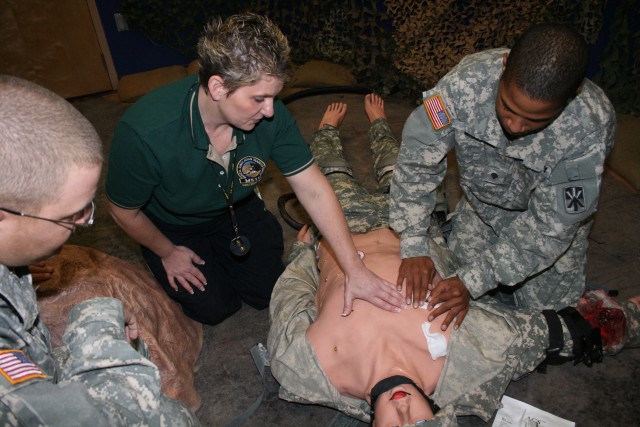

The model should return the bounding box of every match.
[448,197,588,310]
[558,296,640,359]
[623,300,640,348]
[310,119,448,234]
[309,119,399,234]
[437,295,640,421]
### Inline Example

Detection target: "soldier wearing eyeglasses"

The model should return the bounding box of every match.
[0,75,200,426]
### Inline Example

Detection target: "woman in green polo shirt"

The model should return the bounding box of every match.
[105,13,403,325]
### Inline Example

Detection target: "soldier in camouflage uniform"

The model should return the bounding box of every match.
[268,97,638,426]
[390,23,617,330]
[0,75,200,426]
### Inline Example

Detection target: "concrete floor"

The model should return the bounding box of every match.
[70,92,639,426]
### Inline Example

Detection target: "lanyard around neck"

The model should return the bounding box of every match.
[216,154,250,256]
[191,89,251,256]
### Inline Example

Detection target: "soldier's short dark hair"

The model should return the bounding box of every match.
[503,23,589,103]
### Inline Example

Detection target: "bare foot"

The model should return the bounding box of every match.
[296,224,312,243]
[318,102,347,129]
[364,93,387,123]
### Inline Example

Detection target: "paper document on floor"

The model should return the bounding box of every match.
[492,395,575,427]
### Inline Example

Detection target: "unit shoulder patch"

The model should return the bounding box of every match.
[423,94,451,131]
[563,186,586,214]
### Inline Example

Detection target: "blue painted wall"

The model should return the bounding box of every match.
[95,0,192,78]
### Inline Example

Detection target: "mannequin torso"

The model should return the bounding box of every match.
[307,228,451,402]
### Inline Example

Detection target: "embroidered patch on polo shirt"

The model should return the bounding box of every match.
[0,350,46,385]
[237,156,266,186]
[423,94,451,131]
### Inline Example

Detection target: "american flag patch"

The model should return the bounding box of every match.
[0,350,46,385]
[423,94,451,131]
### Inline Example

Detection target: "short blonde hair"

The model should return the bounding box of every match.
[0,75,102,211]
[197,13,292,93]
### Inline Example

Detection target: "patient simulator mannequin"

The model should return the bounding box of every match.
[307,225,448,424]
[268,96,640,426]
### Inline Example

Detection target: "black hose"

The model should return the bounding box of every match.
[277,192,305,230]
[280,86,373,104]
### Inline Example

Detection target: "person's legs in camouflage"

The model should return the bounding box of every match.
[624,296,640,348]
[522,289,640,376]
[310,103,353,178]
[574,290,640,353]
[364,94,399,193]
[309,100,388,233]
[486,290,640,381]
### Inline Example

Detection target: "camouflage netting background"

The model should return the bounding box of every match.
[121,0,639,114]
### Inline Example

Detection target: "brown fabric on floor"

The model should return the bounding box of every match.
[35,245,203,411]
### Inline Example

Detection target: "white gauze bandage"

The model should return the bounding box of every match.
[421,321,448,360]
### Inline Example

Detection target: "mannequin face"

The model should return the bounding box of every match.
[209,75,284,132]
[372,384,434,426]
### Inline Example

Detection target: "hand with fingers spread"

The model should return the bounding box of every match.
[295,225,403,316]
[160,245,207,294]
[342,265,403,316]
[397,256,437,308]
[427,275,470,330]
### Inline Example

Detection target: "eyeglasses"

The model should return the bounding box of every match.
[0,200,95,229]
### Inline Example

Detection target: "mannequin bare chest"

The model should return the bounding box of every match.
[306,229,450,399]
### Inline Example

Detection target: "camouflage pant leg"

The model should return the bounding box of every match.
[511,295,640,365]
[310,126,342,159]
[327,173,389,233]
[502,308,552,377]
[368,119,399,192]
[623,300,640,348]
[310,126,389,233]
[309,126,352,176]
[437,303,550,417]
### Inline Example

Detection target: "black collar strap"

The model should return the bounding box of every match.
[370,375,439,417]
